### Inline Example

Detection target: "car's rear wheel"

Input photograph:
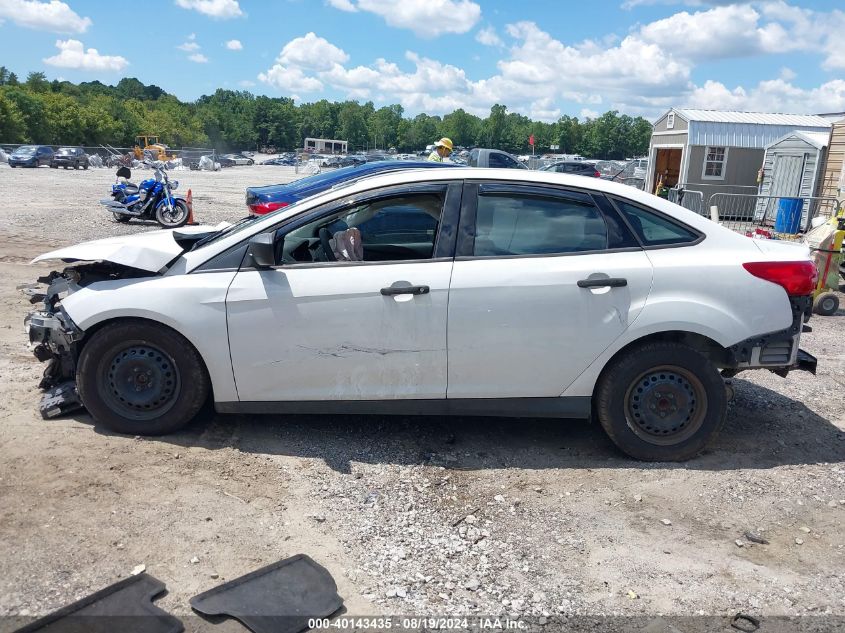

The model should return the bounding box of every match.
[595,341,727,461]
[77,320,209,435]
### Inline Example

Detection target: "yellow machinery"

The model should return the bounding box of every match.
[805,209,845,315]
[133,135,175,161]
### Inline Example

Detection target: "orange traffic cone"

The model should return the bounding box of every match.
[185,188,198,225]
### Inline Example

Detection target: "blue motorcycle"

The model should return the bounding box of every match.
[100,162,189,228]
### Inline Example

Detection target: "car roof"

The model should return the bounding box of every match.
[185,167,754,273]
[264,168,724,234]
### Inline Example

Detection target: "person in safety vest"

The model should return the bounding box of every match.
[428,137,453,162]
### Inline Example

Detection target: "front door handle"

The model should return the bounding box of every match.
[577,277,627,288]
[380,285,430,296]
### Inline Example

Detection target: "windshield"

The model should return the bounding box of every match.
[57,148,75,155]
[14,146,37,155]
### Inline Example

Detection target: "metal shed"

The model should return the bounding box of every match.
[755,130,830,228]
[647,109,831,196]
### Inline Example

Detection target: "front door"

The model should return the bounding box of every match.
[226,183,459,402]
[447,184,654,399]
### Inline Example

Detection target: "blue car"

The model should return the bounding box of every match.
[246,160,457,215]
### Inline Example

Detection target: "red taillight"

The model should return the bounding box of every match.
[742,261,817,296]
[248,200,289,215]
[593,170,601,178]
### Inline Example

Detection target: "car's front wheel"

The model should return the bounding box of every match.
[77,320,209,435]
[595,341,727,461]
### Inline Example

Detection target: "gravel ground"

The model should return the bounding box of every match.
[0,162,843,631]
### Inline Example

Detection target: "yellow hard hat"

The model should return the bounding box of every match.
[435,137,453,152]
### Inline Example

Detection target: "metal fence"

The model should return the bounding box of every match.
[706,193,841,239]
[667,187,705,215]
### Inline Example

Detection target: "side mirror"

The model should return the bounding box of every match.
[247,233,276,269]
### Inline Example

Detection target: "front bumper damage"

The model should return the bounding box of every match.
[23,271,85,418]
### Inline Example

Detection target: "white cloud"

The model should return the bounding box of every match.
[326,0,356,11]
[188,53,209,63]
[274,32,349,70]
[174,0,242,19]
[475,26,502,47]
[326,0,481,38]
[686,78,845,114]
[225,39,242,50]
[0,0,91,33]
[238,79,255,87]
[178,41,200,52]
[257,6,845,121]
[259,65,324,93]
[43,39,128,71]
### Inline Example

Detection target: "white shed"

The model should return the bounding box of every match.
[756,130,830,228]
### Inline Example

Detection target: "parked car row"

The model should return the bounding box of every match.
[7,145,91,169]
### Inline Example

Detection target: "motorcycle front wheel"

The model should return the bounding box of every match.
[155,200,190,228]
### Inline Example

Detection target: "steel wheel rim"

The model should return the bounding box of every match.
[100,344,181,420]
[624,364,707,446]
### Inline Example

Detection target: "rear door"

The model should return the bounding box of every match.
[446,183,654,399]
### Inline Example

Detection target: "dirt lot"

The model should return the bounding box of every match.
[0,162,844,631]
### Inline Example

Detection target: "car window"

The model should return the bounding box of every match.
[281,191,446,264]
[613,199,700,246]
[489,153,522,169]
[473,192,608,256]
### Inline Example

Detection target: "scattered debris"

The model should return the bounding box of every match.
[744,531,769,545]
[19,573,180,633]
[661,519,673,526]
[190,554,343,633]
[130,564,146,576]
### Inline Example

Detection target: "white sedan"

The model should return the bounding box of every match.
[27,169,818,461]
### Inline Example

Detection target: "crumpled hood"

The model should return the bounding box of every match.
[31,225,223,273]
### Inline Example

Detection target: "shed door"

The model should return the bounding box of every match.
[769,154,806,198]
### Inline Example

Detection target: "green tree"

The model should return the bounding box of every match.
[0,91,26,142]
[25,71,50,93]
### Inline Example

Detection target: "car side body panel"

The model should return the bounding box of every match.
[561,244,797,397]
[59,272,240,401]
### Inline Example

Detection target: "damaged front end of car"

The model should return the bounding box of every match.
[23,263,149,418]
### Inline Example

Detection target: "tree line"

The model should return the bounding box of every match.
[0,70,653,159]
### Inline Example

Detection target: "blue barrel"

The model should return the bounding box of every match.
[774,198,803,234]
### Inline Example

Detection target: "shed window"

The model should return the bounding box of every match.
[666,113,675,129]
[702,146,727,179]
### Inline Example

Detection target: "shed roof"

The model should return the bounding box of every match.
[767,130,830,150]
[673,109,832,127]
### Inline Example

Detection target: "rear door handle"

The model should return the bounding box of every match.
[577,277,627,288]
[380,285,430,296]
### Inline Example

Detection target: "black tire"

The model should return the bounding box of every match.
[83,163,89,170]
[74,161,79,170]
[77,320,209,435]
[247,159,254,166]
[154,199,189,228]
[813,292,839,316]
[50,164,58,168]
[595,341,727,461]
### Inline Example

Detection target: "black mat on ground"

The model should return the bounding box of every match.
[189,554,343,633]
[15,573,183,633]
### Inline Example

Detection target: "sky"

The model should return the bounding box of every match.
[1,0,844,122]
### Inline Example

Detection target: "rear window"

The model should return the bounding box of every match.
[613,199,700,246]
